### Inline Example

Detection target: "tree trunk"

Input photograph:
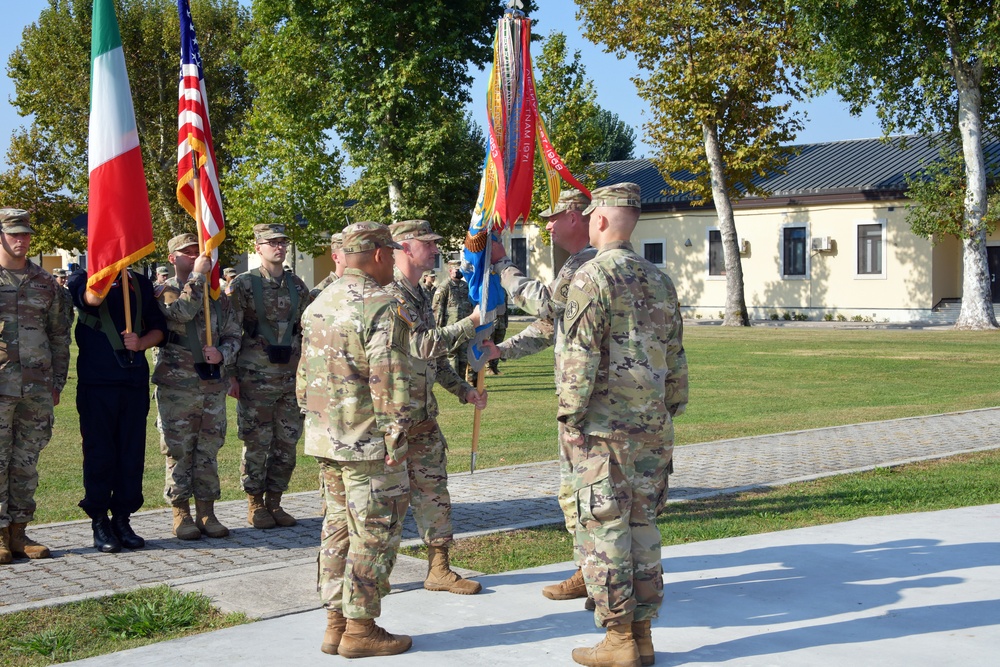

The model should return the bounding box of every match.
[702,120,750,326]
[950,44,997,329]
[388,178,403,219]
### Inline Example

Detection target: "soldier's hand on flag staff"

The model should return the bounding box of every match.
[193,254,212,275]
[122,332,142,352]
[466,388,488,411]
[490,237,507,263]
[202,346,223,365]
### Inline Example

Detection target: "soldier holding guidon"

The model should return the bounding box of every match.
[154,233,241,541]
[298,221,414,658]
[227,223,311,529]
[557,184,688,667]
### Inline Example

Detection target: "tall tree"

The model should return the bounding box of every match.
[7,0,253,259]
[246,0,536,241]
[796,0,1000,330]
[0,125,86,254]
[576,0,805,326]
[589,108,636,163]
[906,145,1000,243]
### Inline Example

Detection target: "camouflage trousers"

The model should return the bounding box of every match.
[0,392,54,528]
[407,419,453,547]
[570,432,673,627]
[450,342,469,380]
[557,421,581,564]
[317,457,409,619]
[236,370,303,496]
[155,386,227,503]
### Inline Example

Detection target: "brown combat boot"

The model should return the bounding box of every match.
[572,614,641,667]
[424,544,482,594]
[543,567,588,600]
[247,493,276,529]
[337,618,412,658]
[194,499,230,538]
[631,619,655,666]
[264,491,297,527]
[172,500,201,541]
[9,522,50,559]
[320,608,347,655]
[0,525,12,564]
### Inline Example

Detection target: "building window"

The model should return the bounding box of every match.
[708,230,725,276]
[511,237,527,276]
[433,254,441,270]
[643,241,664,266]
[857,223,883,275]
[782,227,807,277]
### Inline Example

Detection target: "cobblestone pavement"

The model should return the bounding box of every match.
[2,408,998,613]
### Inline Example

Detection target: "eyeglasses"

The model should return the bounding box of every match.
[262,239,289,248]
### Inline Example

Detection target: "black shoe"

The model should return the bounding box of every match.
[111,515,145,550]
[92,517,122,553]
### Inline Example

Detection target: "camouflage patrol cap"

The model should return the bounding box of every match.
[223,267,237,278]
[446,259,461,268]
[389,219,443,242]
[0,208,33,234]
[329,232,344,251]
[52,268,67,277]
[539,189,591,219]
[156,266,170,276]
[340,221,402,254]
[168,233,199,254]
[253,223,288,242]
[582,182,641,215]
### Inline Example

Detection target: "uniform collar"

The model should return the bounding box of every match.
[597,240,634,254]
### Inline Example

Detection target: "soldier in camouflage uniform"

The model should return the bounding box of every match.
[309,232,345,300]
[420,270,436,301]
[431,259,472,379]
[155,266,170,286]
[228,224,311,529]
[52,269,75,326]
[297,221,413,658]
[154,233,242,541]
[486,189,598,604]
[0,209,71,564]
[387,220,486,595]
[557,184,688,667]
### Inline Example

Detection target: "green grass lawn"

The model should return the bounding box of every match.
[33,324,1000,523]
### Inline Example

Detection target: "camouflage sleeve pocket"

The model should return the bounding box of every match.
[390,308,410,353]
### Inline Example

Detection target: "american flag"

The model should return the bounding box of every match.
[176,0,225,298]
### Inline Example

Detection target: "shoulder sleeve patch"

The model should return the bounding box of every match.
[396,302,416,328]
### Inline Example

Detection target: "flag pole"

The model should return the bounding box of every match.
[470,367,486,473]
[189,146,214,347]
[120,266,133,334]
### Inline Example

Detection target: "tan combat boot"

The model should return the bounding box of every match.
[247,493,276,529]
[264,491,297,527]
[0,525,12,564]
[194,499,230,538]
[172,500,201,540]
[631,619,655,666]
[424,544,482,594]
[9,522,50,559]
[542,567,588,600]
[320,608,347,655]
[337,618,412,658]
[572,614,641,667]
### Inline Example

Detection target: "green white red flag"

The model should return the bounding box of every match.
[86,0,154,298]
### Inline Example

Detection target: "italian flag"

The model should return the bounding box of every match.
[87,0,154,298]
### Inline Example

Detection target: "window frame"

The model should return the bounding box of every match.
[642,239,666,268]
[854,219,887,280]
[510,236,528,277]
[780,223,810,280]
[706,227,726,280]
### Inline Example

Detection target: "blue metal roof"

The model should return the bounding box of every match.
[595,134,1000,208]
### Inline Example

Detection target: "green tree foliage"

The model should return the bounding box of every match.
[795,0,1000,329]
[7,0,253,261]
[0,126,86,254]
[906,146,1000,242]
[589,108,636,163]
[575,0,805,326]
[244,0,536,246]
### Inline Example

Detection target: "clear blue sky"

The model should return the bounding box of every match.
[0,0,883,170]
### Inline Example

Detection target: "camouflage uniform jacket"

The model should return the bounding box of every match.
[227,267,311,376]
[431,277,471,327]
[297,268,412,462]
[494,248,597,380]
[0,261,71,397]
[309,271,338,301]
[386,269,473,423]
[557,241,688,440]
[152,273,242,392]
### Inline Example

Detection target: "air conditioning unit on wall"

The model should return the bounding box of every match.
[811,236,833,252]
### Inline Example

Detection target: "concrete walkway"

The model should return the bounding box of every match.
[65,503,1000,666]
[2,408,998,618]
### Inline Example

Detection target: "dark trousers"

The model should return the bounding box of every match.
[77,385,150,519]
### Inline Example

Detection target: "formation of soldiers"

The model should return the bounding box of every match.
[0,181,687,667]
